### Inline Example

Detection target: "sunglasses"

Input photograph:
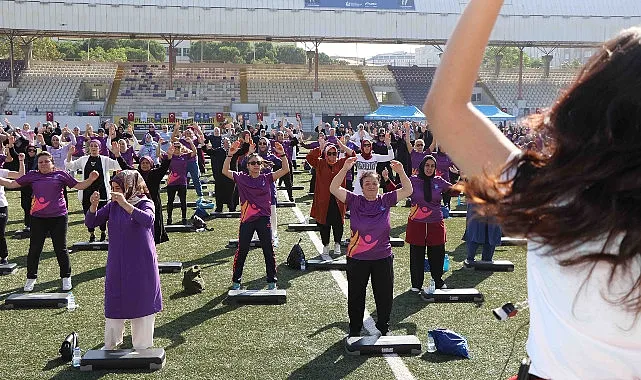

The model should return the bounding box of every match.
[248,161,261,166]
[27,149,36,152]
[326,151,337,156]
[415,143,424,146]
[362,143,371,147]
[258,142,267,146]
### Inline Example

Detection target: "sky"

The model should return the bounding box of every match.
[296,42,420,59]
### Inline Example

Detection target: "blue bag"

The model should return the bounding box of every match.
[441,206,450,219]
[429,328,471,358]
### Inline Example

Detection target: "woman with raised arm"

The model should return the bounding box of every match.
[165,139,196,225]
[330,157,412,337]
[424,1,641,378]
[0,151,99,291]
[85,171,162,350]
[352,133,394,196]
[223,139,289,291]
[0,152,25,265]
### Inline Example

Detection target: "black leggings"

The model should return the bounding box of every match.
[166,185,187,222]
[232,216,277,284]
[409,244,446,289]
[278,160,294,200]
[27,215,71,279]
[319,196,343,246]
[21,188,32,228]
[0,206,7,259]
[347,255,394,336]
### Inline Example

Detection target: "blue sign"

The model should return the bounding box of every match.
[195,112,202,121]
[203,113,210,121]
[304,0,414,10]
[154,113,162,121]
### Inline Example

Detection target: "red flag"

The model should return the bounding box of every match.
[295,113,301,120]
[535,108,542,114]
[168,113,176,123]
[256,112,263,121]
[127,112,134,121]
[88,111,96,116]
[4,111,12,115]
[501,108,508,113]
[216,112,224,122]
[335,113,341,117]
[46,112,54,122]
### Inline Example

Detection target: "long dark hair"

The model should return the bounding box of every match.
[467,27,641,315]
[417,155,436,203]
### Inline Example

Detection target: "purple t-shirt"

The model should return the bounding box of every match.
[409,176,452,223]
[345,191,398,260]
[167,153,191,186]
[16,170,78,217]
[410,150,428,175]
[73,135,87,157]
[233,172,274,223]
[433,152,453,182]
[180,137,198,162]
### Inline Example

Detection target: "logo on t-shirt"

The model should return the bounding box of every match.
[346,231,379,257]
[31,196,50,215]
[409,204,433,221]
[167,172,180,185]
[240,201,261,222]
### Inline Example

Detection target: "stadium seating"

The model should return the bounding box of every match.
[2,61,116,115]
[387,66,437,107]
[112,64,240,115]
[0,60,25,82]
[361,66,398,88]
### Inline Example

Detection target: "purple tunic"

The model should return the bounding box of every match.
[233,172,274,223]
[409,176,452,223]
[410,150,428,175]
[345,191,397,260]
[433,152,453,182]
[167,153,191,186]
[85,199,162,319]
[16,170,78,218]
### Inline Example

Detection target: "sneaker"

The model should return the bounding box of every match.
[334,243,342,256]
[24,278,36,292]
[231,282,241,290]
[322,245,330,256]
[267,282,277,290]
[439,283,448,290]
[410,287,420,293]
[273,237,279,248]
[62,277,72,291]
[0,258,8,265]
[99,231,106,242]
[463,259,474,269]
[89,233,96,243]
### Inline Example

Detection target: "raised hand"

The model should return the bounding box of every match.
[68,145,75,155]
[273,141,285,156]
[385,132,391,146]
[229,140,241,155]
[389,160,404,174]
[382,167,390,180]
[88,170,100,182]
[343,156,357,170]
[90,191,100,207]
[18,153,25,161]
[111,191,126,206]
[248,140,256,154]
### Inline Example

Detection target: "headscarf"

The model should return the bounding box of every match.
[360,138,373,160]
[258,136,271,157]
[323,143,337,161]
[111,170,149,205]
[418,155,437,203]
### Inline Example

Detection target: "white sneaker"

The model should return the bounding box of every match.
[410,287,420,292]
[62,277,72,291]
[334,243,342,256]
[24,278,36,292]
[322,245,330,255]
[273,237,279,248]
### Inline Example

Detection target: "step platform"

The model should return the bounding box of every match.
[501,237,527,246]
[226,289,286,304]
[210,211,241,219]
[80,348,166,371]
[0,263,17,275]
[466,260,514,272]
[306,258,346,271]
[420,288,484,305]
[287,223,321,232]
[340,237,404,247]
[169,201,197,208]
[226,239,262,249]
[448,210,467,218]
[187,184,208,190]
[292,170,303,175]
[345,335,421,356]
[158,261,183,273]
[12,229,30,239]
[4,293,69,309]
[276,201,296,208]
[70,241,109,252]
[278,185,304,191]
[165,224,198,233]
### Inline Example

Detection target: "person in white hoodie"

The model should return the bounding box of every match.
[352,134,394,196]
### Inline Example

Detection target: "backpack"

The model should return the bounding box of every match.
[287,238,306,270]
[191,214,208,230]
[182,265,205,294]
[59,332,79,362]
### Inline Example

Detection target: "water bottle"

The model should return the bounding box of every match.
[457,194,462,207]
[67,292,77,312]
[424,258,430,272]
[72,347,82,367]
[300,256,306,271]
[427,279,436,294]
[426,332,437,353]
[443,254,450,272]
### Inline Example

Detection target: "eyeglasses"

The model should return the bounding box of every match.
[258,142,267,146]
[415,143,424,147]
[362,143,371,147]
[27,149,36,152]
[326,152,337,156]
[248,161,261,166]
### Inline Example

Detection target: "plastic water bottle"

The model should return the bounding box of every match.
[67,292,77,311]
[443,254,450,272]
[72,347,82,367]
[426,332,437,353]
[457,194,462,207]
[427,279,436,294]
[300,256,306,271]
[424,258,430,272]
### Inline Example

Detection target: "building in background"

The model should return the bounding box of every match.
[365,51,415,66]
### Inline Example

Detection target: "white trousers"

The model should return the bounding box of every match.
[104,314,156,350]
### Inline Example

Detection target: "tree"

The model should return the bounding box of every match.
[253,42,277,63]
[218,46,243,63]
[32,38,63,60]
[276,45,306,64]
[57,41,83,60]
[482,46,539,69]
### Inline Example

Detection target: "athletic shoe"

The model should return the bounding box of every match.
[24,278,36,292]
[100,231,106,242]
[62,277,72,291]
[334,243,342,256]
[410,287,420,293]
[267,282,277,290]
[89,233,96,243]
[231,282,241,290]
[322,245,330,256]
[0,258,8,265]
[463,259,474,269]
[436,283,447,290]
[273,237,279,248]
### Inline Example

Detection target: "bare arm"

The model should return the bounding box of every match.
[424,0,518,177]
[330,156,357,204]
[390,160,413,200]
[271,142,290,182]
[222,141,241,180]
[74,170,99,190]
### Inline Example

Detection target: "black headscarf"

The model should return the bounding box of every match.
[417,155,437,203]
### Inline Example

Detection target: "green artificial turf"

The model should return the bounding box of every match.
[0,169,528,380]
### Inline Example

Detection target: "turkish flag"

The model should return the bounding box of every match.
[46,112,54,122]
[335,113,341,117]
[127,112,134,121]
[536,108,542,114]
[88,111,96,116]
[501,108,508,113]
[256,112,263,121]
[168,113,176,123]
[216,112,224,122]
[295,113,301,120]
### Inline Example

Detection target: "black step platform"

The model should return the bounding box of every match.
[276,201,296,208]
[0,263,17,275]
[80,348,165,371]
[340,237,404,247]
[345,335,421,356]
[306,258,346,271]
[187,184,208,190]
[12,229,30,239]
[467,260,514,272]
[158,261,183,273]
[226,239,262,249]
[4,293,69,309]
[226,289,286,304]
[278,185,304,191]
[449,210,467,218]
[287,223,321,232]
[210,211,241,219]
[165,224,197,233]
[501,237,527,246]
[292,170,303,175]
[169,201,198,208]
[70,241,109,252]
[420,288,484,305]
